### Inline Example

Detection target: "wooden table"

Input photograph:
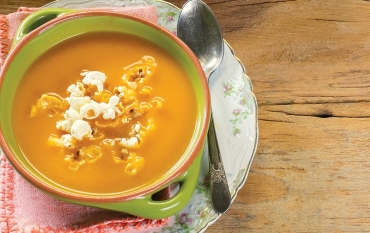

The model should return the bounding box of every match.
[2,0,370,232]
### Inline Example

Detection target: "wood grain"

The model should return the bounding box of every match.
[2,0,370,232]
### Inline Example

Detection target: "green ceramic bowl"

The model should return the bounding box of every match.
[0,9,210,219]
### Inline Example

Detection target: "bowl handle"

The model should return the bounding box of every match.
[12,8,76,48]
[100,151,203,219]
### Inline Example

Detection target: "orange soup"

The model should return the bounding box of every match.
[12,32,197,194]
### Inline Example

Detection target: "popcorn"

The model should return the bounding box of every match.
[60,134,75,148]
[48,134,75,148]
[65,107,83,122]
[81,71,107,92]
[117,86,126,98]
[70,119,92,140]
[80,100,101,119]
[120,137,139,148]
[67,82,85,97]
[66,96,91,111]
[56,107,82,131]
[32,57,163,174]
[56,120,71,132]
[79,145,102,164]
[99,95,121,120]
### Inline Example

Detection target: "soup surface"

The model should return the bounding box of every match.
[12,32,197,194]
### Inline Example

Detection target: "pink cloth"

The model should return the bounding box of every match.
[0,6,158,65]
[0,6,169,233]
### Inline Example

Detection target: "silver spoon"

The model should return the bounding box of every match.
[177,0,231,214]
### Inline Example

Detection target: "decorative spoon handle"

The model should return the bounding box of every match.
[208,112,231,213]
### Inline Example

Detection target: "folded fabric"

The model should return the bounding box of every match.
[0,6,170,233]
[0,6,158,66]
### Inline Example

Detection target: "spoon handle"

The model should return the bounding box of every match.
[207,112,231,213]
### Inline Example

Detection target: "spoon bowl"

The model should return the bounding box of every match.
[177,0,224,77]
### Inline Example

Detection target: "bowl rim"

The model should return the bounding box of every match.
[0,10,210,203]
